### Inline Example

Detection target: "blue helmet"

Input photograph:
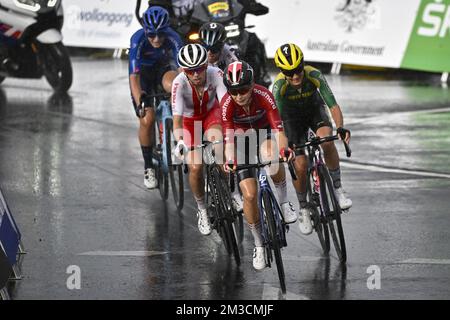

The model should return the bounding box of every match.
[142,6,170,34]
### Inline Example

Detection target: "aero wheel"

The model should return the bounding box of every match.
[165,118,184,210]
[319,166,347,263]
[262,191,286,294]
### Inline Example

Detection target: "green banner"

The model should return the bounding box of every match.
[401,0,450,72]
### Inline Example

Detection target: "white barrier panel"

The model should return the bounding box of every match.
[248,0,421,68]
[62,0,145,49]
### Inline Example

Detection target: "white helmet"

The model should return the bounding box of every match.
[177,44,208,69]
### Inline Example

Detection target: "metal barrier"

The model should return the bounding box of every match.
[0,187,24,300]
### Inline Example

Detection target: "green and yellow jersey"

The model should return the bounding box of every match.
[272,65,337,120]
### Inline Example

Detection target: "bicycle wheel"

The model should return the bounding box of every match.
[214,167,241,266]
[155,122,169,200]
[165,118,184,210]
[307,171,330,254]
[262,190,286,294]
[318,166,347,263]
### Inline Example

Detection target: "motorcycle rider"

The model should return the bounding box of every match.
[148,0,268,17]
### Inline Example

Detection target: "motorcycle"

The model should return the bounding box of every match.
[138,0,271,87]
[189,0,271,87]
[0,0,72,92]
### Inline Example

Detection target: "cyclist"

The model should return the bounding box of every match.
[199,22,238,70]
[171,43,228,236]
[272,43,352,236]
[221,61,298,270]
[129,6,183,189]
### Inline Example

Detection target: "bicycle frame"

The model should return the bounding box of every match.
[154,99,173,174]
[256,168,287,248]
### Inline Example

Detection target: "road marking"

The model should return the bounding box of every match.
[346,107,450,126]
[341,161,450,179]
[283,256,327,262]
[262,284,310,300]
[78,251,168,257]
[399,258,450,265]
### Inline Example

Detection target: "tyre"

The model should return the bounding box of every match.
[40,42,72,92]
[165,119,184,210]
[154,120,168,200]
[307,171,330,255]
[318,165,347,263]
[214,166,240,266]
[262,190,286,294]
[0,76,5,84]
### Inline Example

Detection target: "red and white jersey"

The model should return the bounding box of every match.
[171,66,227,118]
[221,84,284,144]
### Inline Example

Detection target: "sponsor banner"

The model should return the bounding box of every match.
[401,0,450,72]
[62,0,145,49]
[248,0,420,68]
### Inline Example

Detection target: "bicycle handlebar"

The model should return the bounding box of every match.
[294,134,352,158]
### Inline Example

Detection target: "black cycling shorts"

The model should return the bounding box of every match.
[234,127,272,182]
[130,63,175,117]
[283,104,332,155]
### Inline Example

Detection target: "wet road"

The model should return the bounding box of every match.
[0,58,449,300]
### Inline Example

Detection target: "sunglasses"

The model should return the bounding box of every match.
[146,32,165,39]
[183,64,208,75]
[281,66,304,78]
[229,86,252,96]
[206,43,224,54]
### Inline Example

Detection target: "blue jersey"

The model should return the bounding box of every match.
[128,27,183,74]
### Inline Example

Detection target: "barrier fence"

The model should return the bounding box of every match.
[61,0,449,73]
[0,187,23,300]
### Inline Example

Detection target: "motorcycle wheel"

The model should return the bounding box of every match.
[0,76,4,84]
[41,42,73,92]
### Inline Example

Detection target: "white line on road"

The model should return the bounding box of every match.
[78,251,168,257]
[341,161,450,179]
[346,107,450,126]
[399,258,450,265]
[262,284,310,300]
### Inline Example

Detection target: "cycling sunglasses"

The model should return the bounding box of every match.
[146,32,166,39]
[183,64,208,75]
[281,66,304,78]
[205,42,224,54]
[229,86,252,96]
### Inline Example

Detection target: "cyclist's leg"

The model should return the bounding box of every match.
[203,103,223,163]
[238,172,266,270]
[313,105,352,209]
[130,67,158,188]
[259,136,297,223]
[161,68,178,94]
[183,117,206,211]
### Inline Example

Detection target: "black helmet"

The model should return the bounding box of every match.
[223,61,254,90]
[199,22,226,52]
